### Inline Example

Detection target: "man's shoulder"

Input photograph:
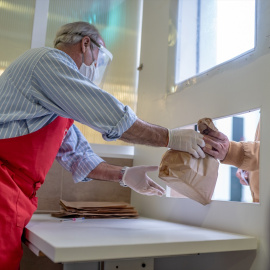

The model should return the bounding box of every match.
[26,47,66,59]
[11,47,61,67]
[21,47,70,61]
[32,47,76,67]
[7,47,77,77]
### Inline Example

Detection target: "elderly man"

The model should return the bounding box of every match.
[0,21,205,269]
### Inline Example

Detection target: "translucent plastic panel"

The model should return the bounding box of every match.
[0,0,35,73]
[46,0,142,145]
[176,0,256,84]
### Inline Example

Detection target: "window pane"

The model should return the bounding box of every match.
[46,0,142,145]
[0,0,35,74]
[176,0,256,84]
[167,110,260,203]
[216,0,256,64]
[212,110,260,203]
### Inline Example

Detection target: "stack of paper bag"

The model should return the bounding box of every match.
[51,200,138,219]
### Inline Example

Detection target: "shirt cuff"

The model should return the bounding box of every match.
[102,106,137,141]
[72,155,104,183]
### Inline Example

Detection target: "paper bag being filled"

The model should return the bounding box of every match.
[159,118,219,205]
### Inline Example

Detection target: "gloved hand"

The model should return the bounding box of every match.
[167,128,205,158]
[122,166,165,196]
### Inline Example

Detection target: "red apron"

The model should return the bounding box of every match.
[0,116,74,270]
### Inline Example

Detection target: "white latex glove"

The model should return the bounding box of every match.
[167,128,205,158]
[122,166,165,196]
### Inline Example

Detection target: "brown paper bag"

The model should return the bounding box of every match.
[159,150,219,205]
[159,118,220,205]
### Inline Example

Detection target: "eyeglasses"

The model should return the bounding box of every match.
[72,32,113,86]
[71,32,113,61]
[90,38,113,62]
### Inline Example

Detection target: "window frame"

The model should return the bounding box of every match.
[167,0,258,95]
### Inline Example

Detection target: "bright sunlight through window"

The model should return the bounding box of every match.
[176,0,256,84]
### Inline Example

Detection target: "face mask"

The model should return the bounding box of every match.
[79,61,96,81]
[79,44,113,87]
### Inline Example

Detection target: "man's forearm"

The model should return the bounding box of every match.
[87,162,122,182]
[119,119,169,147]
[87,119,168,181]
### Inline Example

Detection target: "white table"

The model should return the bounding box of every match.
[24,214,257,269]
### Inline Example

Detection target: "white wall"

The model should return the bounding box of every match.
[131,0,270,269]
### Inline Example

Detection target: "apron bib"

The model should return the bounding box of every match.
[0,116,74,270]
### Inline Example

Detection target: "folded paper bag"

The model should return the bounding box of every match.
[158,150,219,205]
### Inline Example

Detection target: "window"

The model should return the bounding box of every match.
[168,0,256,93]
[167,109,260,203]
[212,109,260,203]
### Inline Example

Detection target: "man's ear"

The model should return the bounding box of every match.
[81,36,90,53]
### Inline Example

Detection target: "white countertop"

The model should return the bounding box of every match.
[24,214,257,263]
[90,144,134,158]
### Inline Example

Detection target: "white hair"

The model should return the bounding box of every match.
[53,21,100,48]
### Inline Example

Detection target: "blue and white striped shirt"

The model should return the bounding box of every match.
[0,47,137,182]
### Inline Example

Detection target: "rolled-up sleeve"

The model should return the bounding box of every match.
[221,141,260,171]
[32,49,137,141]
[56,124,104,182]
